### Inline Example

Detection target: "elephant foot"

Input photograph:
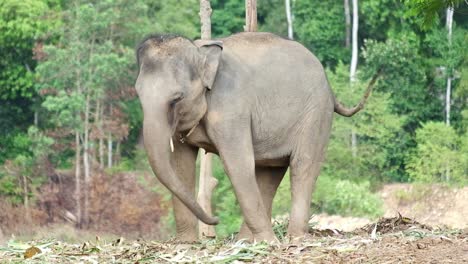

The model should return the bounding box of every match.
[286,228,310,244]
[175,233,198,243]
[236,231,253,242]
[287,234,307,244]
[236,223,253,242]
[253,231,279,245]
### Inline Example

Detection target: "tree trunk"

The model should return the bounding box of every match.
[115,141,121,165]
[200,0,212,39]
[445,7,453,126]
[198,0,218,238]
[107,104,113,168]
[244,0,257,32]
[350,0,358,81]
[83,94,91,227]
[446,77,452,127]
[99,104,104,170]
[96,100,104,170]
[22,173,30,223]
[75,131,82,227]
[350,0,359,158]
[344,0,351,48]
[34,111,38,126]
[285,0,294,40]
[198,151,218,237]
[445,7,454,181]
[107,134,113,168]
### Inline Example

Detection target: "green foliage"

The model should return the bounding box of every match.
[0,126,54,203]
[120,99,143,159]
[407,122,467,185]
[361,33,446,181]
[0,171,23,204]
[272,171,291,218]
[313,176,384,219]
[272,172,383,219]
[293,0,348,68]
[258,0,288,37]
[424,27,467,128]
[404,0,465,29]
[360,0,415,42]
[325,63,404,182]
[210,0,245,37]
[363,34,439,126]
[0,0,59,163]
[211,156,242,237]
[0,0,56,100]
[145,0,200,39]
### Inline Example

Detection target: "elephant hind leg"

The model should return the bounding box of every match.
[237,166,287,241]
[287,115,332,238]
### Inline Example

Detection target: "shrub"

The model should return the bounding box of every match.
[274,174,383,219]
[312,175,384,219]
[406,122,467,185]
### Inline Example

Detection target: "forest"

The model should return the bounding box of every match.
[0,0,467,252]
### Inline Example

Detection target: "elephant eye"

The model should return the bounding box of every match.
[169,92,184,108]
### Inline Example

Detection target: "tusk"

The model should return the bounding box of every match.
[170,138,174,152]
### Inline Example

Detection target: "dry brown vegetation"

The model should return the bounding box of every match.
[0,171,170,241]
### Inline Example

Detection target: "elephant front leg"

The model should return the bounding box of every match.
[213,132,277,243]
[170,138,199,242]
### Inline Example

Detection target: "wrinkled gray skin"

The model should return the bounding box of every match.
[136,32,368,242]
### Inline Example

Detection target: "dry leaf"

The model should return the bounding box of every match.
[24,246,41,259]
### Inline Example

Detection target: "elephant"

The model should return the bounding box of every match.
[135,32,378,242]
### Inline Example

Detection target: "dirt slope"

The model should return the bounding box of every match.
[380,183,468,229]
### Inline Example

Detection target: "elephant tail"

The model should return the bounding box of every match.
[334,68,382,117]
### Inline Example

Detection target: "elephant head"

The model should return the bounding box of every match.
[135,35,222,225]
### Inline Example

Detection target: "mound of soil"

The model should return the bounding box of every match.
[380,183,468,229]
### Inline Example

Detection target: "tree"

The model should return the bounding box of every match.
[36,0,139,226]
[344,0,351,48]
[445,7,454,126]
[1,126,53,220]
[197,0,218,239]
[244,0,257,32]
[284,0,293,39]
[349,0,359,157]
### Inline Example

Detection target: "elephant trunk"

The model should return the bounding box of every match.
[143,119,219,225]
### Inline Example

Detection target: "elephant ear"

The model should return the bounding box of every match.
[195,40,223,90]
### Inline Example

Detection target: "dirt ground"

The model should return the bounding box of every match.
[1,216,467,263]
[1,184,467,263]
